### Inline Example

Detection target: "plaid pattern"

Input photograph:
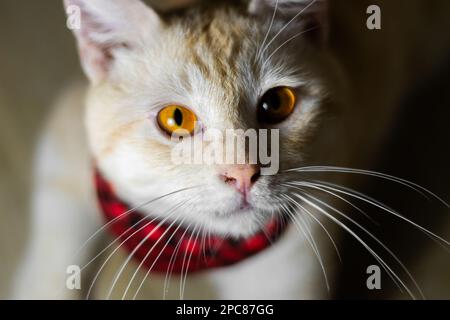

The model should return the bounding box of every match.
[95,170,288,274]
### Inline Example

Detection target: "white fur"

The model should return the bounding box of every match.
[13,0,450,299]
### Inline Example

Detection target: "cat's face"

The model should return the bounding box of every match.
[67,0,346,237]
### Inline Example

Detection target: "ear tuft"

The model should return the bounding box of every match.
[64,0,161,84]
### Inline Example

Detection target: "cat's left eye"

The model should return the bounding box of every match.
[257,87,297,124]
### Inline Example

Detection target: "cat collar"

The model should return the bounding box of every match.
[95,170,288,274]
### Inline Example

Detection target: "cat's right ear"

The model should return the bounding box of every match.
[64,0,161,84]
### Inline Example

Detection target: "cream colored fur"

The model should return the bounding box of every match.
[12,0,450,299]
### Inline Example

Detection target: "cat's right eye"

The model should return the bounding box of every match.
[157,105,198,137]
[257,87,297,124]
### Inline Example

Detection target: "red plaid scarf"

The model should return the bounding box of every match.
[95,170,288,274]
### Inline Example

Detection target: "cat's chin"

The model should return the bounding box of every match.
[209,208,278,239]
[224,205,255,217]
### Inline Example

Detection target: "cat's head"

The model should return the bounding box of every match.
[65,0,347,237]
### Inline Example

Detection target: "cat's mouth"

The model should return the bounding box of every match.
[239,197,253,210]
[212,205,256,219]
[232,204,255,215]
[205,197,281,237]
[216,196,259,217]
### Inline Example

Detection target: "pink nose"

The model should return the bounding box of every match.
[220,164,261,196]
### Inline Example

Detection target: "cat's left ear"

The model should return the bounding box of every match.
[248,0,329,45]
[64,0,161,84]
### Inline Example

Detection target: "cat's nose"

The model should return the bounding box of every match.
[220,164,261,196]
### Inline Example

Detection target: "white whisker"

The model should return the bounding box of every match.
[263,26,319,65]
[122,215,189,300]
[262,0,318,57]
[105,199,190,300]
[180,226,202,300]
[130,197,201,300]
[81,213,158,273]
[283,193,342,263]
[162,221,195,300]
[255,0,279,63]
[286,166,449,208]
[276,195,330,291]
[179,224,201,300]
[85,198,186,299]
[72,186,199,261]
[286,180,378,225]
[293,190,424,299]
[305,180,449,247]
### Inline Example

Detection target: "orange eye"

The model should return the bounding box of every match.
[257,87,297,124]
[157,105,198,136]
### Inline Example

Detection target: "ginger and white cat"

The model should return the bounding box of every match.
[13,0,450,299]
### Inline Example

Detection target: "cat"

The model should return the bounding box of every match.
[12,0,450,299]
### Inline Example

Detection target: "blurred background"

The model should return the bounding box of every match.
[0,0,448,299]
[0,1,80,298]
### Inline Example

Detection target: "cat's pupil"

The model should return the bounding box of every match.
[174,108,183,126]
[262,92,281,112]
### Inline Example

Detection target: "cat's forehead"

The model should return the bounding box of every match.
[172,5,260,88]
[154,5,263,124]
